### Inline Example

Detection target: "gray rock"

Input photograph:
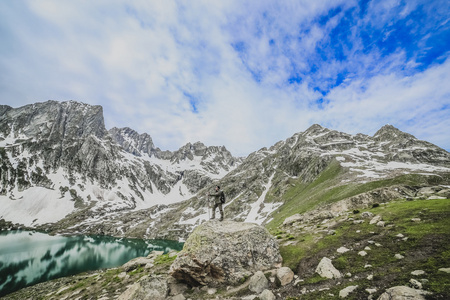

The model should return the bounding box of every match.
[409,278,422,289]
[377,286,431,300]
[394,253,404,260]
[369,215,382,224]
[122,257,155,272]
[276,267,294,286]
[337,246,350,253]
[439,267,450,273]
[249,271,269,293]
[259,289,276,300]
[361,211,374,218]
[315,257,342,279]
[411,270,425,276]
[169,220,282,286]
[339,285,358,298]
[118,275,168,300]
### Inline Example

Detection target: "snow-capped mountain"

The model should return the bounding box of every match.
[1,100,449,241]
[0,100,242,228]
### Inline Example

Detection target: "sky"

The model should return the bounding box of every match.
[1,0,449,157]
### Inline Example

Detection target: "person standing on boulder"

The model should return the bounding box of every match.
[208,185,224,221]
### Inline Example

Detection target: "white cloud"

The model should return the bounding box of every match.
[0,0,449,157]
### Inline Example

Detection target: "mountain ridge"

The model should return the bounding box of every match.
[0,100,449,240]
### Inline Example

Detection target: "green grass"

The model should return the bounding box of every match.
[275,198,450,299]
[266,161,450,231]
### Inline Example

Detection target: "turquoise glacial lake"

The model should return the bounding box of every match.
[0,230,183,297]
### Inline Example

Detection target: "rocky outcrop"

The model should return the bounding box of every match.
[169,220,282,286]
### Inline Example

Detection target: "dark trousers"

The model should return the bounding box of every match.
[212,202,224,220]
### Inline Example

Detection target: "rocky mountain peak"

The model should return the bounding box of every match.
[0,100,107,141]
[373,124,415,142]
[109,127,156,157]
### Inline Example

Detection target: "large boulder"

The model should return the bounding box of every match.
[169,220,282,286]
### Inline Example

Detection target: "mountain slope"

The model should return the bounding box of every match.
[0,101,241,228]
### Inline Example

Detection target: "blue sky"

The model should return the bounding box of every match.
[1,0,449,156]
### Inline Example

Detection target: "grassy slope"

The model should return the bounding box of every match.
[266,159,449,231]
[274,198,450,299]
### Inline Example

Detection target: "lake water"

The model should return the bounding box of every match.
[0,230,183,297]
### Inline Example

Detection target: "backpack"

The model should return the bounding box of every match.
[220,191,225,203]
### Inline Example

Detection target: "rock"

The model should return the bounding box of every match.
[376,221,385,227]
[438,268,450,273]
[122,257,155,272]
[396,233,404,238]
[249,271,269,293]
[167,277,189,296]
[361,212,374,218]
[410,278,422,289]
[367,274,373,280]
[411,270,425,276]
[394,254,404,260]
[276,267,294,286]
[369,215,382,224]
[358,251,368,257]
[259,289,276,300]
[315,257,342,279]
[366,288,377,294]
[170,294,185,300]
[377,286,431,300]
[411,218,421,222]
[337,247,350,253]
[169,220,282,286]
[339,285,358,298]
[118,275,168,300]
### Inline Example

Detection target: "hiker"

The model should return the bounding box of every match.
[208,185,225,221]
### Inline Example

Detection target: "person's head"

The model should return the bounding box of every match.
[216,185,220,191]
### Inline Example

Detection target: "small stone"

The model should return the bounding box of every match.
[207,288,217,295]
[354,220,364,224]
[367,274,373,280]
[438,268,450,273]
[356,230,361,233]
[366,288,377,294]
[277,267,294,286]
[171,295,185,300]
[364,246,371,251]
[259,289,276,300]
[358,251,367,257]
[339,285,358,298]
[345,273,352,277]
[410,279,422,289]
[315,257,342,279]
[411,218,421,222]
[361,212,374,218]
[368,240,375,244]
[411,270,425,276]
[395,253,404,260]
[396,233,404,238]
[369,215,382,224]
[364,264,372,269]
[337,246,350,253]
[376,221,385,227]
[248,271,269,293]
[375,243,382,247]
